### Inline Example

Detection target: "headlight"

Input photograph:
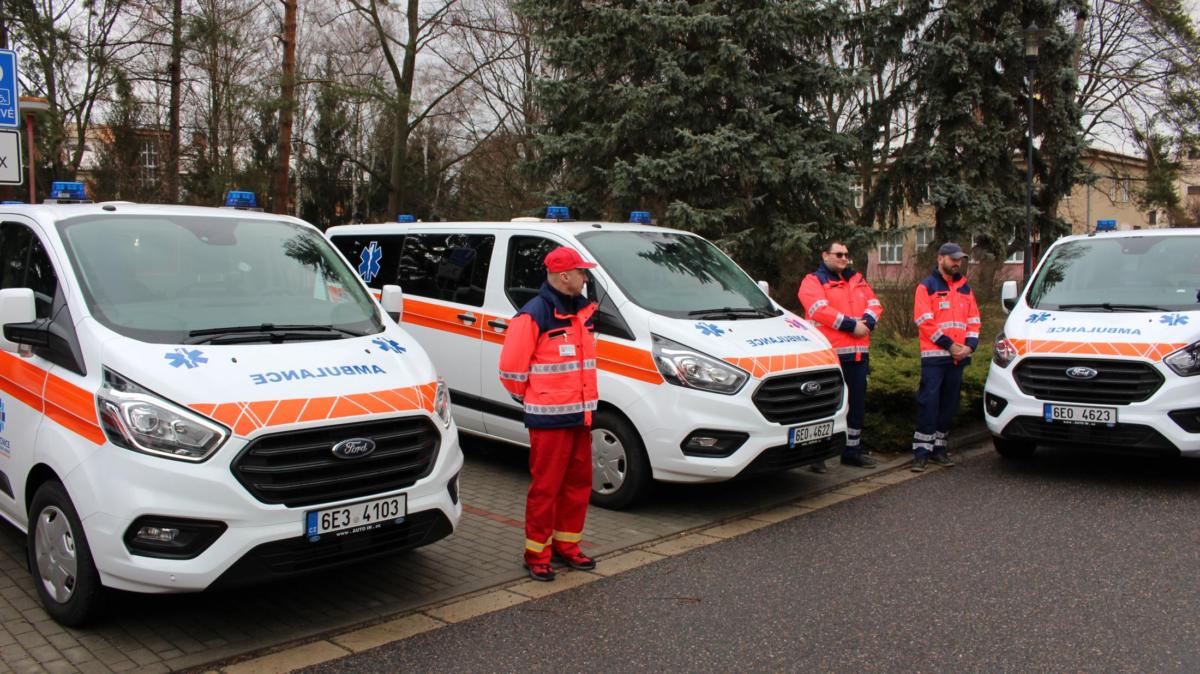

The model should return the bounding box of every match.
[433,377,453,428]
[992,332,1019,368]
[1165,341,1200,377]
[652,334,748,395]
[97,368,229,462]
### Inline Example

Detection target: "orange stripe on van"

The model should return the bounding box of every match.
[595,341,661,384]
[724,349,839,379]
[1009,339,1186,362]
[0,352,104,444]
[188,382,436,437]
[404,298,481,340]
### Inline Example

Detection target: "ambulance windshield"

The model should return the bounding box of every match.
[58,214,384,343]
[1028,234,1200,311]
[577,230,779,319]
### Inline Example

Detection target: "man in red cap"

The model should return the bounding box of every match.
[498,246,600,581]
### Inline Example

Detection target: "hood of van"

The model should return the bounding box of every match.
[1005,308,1199,360]
[649,311,839,379]
[100,327,437,436]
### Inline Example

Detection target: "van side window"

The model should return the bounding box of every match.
[0,223,59,319]
[398,233,494,306]
[331,234,404,287]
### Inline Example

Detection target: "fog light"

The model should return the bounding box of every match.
[985,393,1008,417]
[447,471,460,505]
[687,436,720,448]
[136,526,180,543]
[680,430,749,458]
[1169,408,1200,433]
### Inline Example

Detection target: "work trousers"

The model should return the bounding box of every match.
[841,357,869,458]
[912,361,964,458]
[524,425,592,566]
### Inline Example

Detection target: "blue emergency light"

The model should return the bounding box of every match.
[629,210,652,224]
[51,181,87,201]
[546,205,571,220]
[1,201,23,205]
[225,190,258,208]
[1096,219,1117,231]
[397,214,416,223]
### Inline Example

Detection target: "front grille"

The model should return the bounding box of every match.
[232,417,441,508]
[752,368,844,425]
[1013,357,1163,405]
[210,509,452,590]
[1003,416,1177,455]
[737,433,845,479]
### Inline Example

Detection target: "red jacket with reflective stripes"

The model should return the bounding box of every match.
[797,264,883,362]
[913,268,982,366]
[498,283,598,428]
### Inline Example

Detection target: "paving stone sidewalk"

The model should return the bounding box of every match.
[0,428,987,674]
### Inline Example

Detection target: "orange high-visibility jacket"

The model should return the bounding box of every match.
[913,268,982,365]
[498,283,599,428]
[797,264,883,362]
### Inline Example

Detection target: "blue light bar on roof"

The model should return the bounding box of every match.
[397,213,416,223]
[546,205,571,220]
[1,201,23,205]
[629,210,652,224]
[51,181,87,201]
[225,190,258,209]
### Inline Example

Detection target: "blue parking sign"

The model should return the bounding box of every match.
[0,51,19,128]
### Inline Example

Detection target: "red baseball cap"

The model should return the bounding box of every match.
[544,246,597,273]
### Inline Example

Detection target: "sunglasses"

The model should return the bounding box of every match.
[829,252,850,258]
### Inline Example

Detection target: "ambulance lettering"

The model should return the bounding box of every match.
[249,364,387,385]
[745,334,811,347]
[1045,326,1143,335]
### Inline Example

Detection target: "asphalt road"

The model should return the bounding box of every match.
[301,445,1200,673]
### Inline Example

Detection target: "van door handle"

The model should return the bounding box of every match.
[488,320,508,332]
[457,313,477,324]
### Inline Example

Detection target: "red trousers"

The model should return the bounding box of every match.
[524,425,592,566]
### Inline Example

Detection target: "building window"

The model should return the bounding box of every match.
[1005,248,1025,264]
[1111,175,1131,203]
[915,227,934,253]
[1188,185,1200,196]
[877,231,903,264]
[140,140,159,188]
[1148,211,1158,225]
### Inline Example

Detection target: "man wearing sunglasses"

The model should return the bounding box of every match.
[798,240,884,471]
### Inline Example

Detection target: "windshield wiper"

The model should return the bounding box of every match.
[185,324,367,344]
[687,307,780,320]
[1056,303,1170,312]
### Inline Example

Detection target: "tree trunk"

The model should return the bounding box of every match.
[166,0,182,202]
[386,0,419,217]
[273,0,298,214]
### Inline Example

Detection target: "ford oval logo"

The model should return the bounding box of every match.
[1065,366,1099,380]
[332,438,376,460]
[800,381,823,396]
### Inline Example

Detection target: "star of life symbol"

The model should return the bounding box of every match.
[358,241,382,283]
[1025,312,1051,324]
[1160,313,1189,327]
[695,322,725,337]
[785,317,808,331]
[165,348,208,369]
[373,337,406,353]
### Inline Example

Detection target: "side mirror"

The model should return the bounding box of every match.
[381,284,403,323]
[757,280,770,297]
[1001,280,1018,313]
[0,288,37,353]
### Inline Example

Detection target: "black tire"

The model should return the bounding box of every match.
[589,410,651,510]
[993,435,1037,460]
[27,481,103,627]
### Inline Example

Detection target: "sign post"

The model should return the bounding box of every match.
[0,50,18,129]
[0,130,21,185]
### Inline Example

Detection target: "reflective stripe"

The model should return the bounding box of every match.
[499,370,528,382]
[531,361,580,374]
[835,345,870,355]
[846,436,860,447]
[930,330,945,343]
[524,400,599,415]
[966,317,981,324]
[913,432,936,442]
[525,537,552,552]
[808,299,829,318]
[583,359,596,369]
[553,530,583,543]
[939,321,967,330]
[966,332,979,339]
[921,349,951,358]
[833,312,847,329]
[915,313,934,324]
[867,299,882,307]
[847,428,862,437]
[913,441,934,451]
[863,309,879,320]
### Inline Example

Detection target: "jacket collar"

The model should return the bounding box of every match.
[818,262,857,283]
[931,267,965,286]
[538,281,592,316]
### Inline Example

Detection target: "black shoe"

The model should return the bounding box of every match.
[911,456,928,473]
[930,452,956,467]
[524,563,556,582]
[841,454,877,468]
[551,550,597,571]
[810,460,828,474]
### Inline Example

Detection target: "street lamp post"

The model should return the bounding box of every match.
[1023,23,1040,282]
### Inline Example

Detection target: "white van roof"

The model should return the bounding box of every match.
[326,219,689,238]
[0,201,312,226]
[1055,227,1200,245]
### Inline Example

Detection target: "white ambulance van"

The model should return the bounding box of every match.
[985,227,1200,459]
[327,210,848,509]
[0,184,460,626]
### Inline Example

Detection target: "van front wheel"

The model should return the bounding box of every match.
[27,481,103,627]
[590,410,650,510]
